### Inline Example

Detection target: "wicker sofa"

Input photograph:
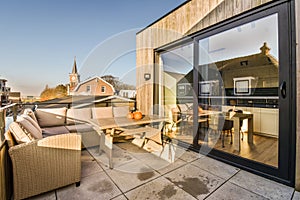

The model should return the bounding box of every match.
[4,106,129,199]
[34,107,99,148]
[33,106,130,147]
[5,131,81,200]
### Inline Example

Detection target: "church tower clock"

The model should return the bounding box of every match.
[69,57,80,91]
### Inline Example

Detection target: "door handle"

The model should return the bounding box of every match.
[279,81,286,99]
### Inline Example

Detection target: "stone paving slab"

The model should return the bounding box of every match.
[81,158,104,178]
[56,171,122,200]
[111,194,128,200]
[133,149,185,172]
[125,176,196,200]
[81,150,103,178]
[106,164,160,192]
[206,182,268,200]
[150,142,187,163]
[85,147,110,170]
[27,143,297,199]
[81,150,95,161]
[120,141,186,164]
[163,163,225,199]
[26,191,56,200]
[176,149,201,163]
[87,145,140,171]
[293,191,300,200]
[229,170,294,200]
[157,158,187,175]
[191,156,240,179]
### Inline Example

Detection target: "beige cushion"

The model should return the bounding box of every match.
[35,107,67,127]
[42,126,69,137]
[65,124,94,133]
[9,122,34,144]
[66,108,92,125]
[21,114,43,136]
[23,108,38,123]
[17,116,42,139]
[113,106,129,117]
[92,107,113,119]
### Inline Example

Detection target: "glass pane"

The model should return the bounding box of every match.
[197,14,279,168]
[160,43,194,143]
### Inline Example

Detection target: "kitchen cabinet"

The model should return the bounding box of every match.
[260,108,278,137]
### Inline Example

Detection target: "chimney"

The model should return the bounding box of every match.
[260,42,270,55]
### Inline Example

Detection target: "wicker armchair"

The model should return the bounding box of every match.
[5,131,81,200]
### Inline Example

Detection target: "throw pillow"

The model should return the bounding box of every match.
[92,107,113,119]
[35,107,67,127]
[20,114,43,138]
[9,122,34,144]
[113,106,129,117]
[23,108,38,123]
[66,108,92,125]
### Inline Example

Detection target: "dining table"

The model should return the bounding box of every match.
[185,109,253,151]
[230,112,253,151]
[88,115,168,169]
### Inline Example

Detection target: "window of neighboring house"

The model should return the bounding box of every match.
[86,85,91,92]
[101,86,106,93]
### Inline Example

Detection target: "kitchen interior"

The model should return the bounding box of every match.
[162,40,278,168]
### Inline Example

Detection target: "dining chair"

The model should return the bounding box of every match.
[171,106,182,125]
[210,113,233,147]
[220,115,234,147]
[228,109,244,140]
[170,106,185,134]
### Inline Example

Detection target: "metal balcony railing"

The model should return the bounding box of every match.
[0,98,137,200]
[0,103,17,200]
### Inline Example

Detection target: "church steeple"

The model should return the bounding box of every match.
[69,57,80,92]
[72,57,78,74]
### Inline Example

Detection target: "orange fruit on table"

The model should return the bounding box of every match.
[133,111,143,120]
[127,112,134,119]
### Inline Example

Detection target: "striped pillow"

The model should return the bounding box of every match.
[9,122,34,144]
[17,116,43,139]
[21,114,42,137]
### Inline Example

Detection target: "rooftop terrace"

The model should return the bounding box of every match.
[1,103,299,199]
[27,142,298,200]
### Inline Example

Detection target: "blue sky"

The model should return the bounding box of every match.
[0,0,185,96]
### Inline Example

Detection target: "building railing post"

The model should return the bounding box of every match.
[0,109,6,142]
[12,104,17,122]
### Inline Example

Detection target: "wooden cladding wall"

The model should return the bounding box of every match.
[136,0,274,114]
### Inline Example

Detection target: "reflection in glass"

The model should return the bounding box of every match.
[197,14,279,167]
[160,43,194,141]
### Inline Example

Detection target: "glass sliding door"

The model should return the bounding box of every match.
[159,43,195,143]
[155,2,294,185]
[195,14,279,168]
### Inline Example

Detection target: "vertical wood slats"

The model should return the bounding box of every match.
[136,0,275,114]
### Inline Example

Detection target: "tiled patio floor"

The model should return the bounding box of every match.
[27,142,299,200]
